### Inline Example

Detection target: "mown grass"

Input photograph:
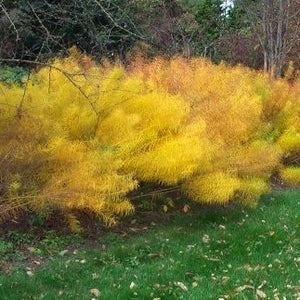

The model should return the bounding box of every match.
[0,190,299,299]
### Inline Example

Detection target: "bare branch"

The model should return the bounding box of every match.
[16,70,30,118]
[0,2,20,41]
[92,0,146,40]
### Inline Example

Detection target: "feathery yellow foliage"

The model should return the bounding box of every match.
[66,213,82,233]
[1,50,299,229]
[237,177,270,206]
[277,127,300,153]
[280,167,300,186]
[124,133,211,185]
[183,172,241,204]
[0,54,137,227]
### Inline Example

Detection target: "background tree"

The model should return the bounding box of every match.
[0,0,299,75]
[0,0,233,62]
[0,0,145,62]
[131,0,201,57]
[230,0,300,77]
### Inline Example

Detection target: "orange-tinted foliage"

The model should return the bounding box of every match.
[0,51,299,229]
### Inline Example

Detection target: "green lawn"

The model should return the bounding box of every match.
[0,190,299,299]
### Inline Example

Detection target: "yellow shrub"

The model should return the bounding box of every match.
[0,55,137,227]
[124,133,212,185]
[280,167,300,186]
[182,172,241,204]
[277,127,300,153]
[237,177,270,206]
[1,51,299,228]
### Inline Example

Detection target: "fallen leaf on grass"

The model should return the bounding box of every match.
[59,250,68,256]
[163,205,168,213]
[147,253,160,258]
[90,288,100,297]
[202,234,210,243]
[130,282,137,289]
[204,256,220,261]
[258,280,267,289]
[185,270,195,277]
[183,205,190,213]
[129,227,139,232]
[235,285,254,293]
[221,276,230,284]
[256,289,267,298]
[175,281,188,291]
[244,264,253,272]
[166,198,175,208]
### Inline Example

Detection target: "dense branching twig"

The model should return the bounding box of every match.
[0,1,19,42]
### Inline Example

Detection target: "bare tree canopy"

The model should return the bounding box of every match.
[0,0,299,75]
[233,0,300,77]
